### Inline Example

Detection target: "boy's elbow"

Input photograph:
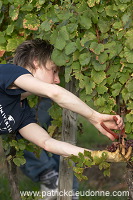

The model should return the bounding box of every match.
[42,137,52,152]
[47,84,60,101]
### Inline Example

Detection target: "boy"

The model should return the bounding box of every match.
[0,39,130,163]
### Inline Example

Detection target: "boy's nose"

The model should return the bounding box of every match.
[54,76,60,84]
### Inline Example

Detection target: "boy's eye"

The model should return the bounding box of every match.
[52,69,57,73]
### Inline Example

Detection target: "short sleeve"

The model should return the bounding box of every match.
[0,64,32,95]
[17,100,37,131]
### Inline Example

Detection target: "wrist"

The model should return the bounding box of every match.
[87,110,100,123]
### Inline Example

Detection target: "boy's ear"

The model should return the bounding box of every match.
[33,59,39,69]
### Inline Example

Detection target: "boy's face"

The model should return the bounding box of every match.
[33,60,60,84]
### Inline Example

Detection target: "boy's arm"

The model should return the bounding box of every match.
[14,74,124,140]
[19,123,132,162]
[19,123,87,157]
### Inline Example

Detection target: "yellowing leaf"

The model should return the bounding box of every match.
[23,14,40,30]
[9,5,20,21]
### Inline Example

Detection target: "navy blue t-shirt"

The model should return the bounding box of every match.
[0,64,36,134]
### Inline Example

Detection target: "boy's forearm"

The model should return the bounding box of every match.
[44,137,89,157]
[48,84,97,120]
[19,123,90,157]
[14,75,97,120]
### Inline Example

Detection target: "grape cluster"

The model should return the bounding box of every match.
[106,140,133,154]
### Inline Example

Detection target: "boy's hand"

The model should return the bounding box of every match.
[89,112,125,141]
[91,146,132,162]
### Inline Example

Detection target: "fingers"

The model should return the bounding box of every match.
[125,146,132,160]
[114,115,124,130]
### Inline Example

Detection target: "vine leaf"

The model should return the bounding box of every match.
[23,14,40,30]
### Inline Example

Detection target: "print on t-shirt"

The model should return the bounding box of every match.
[0,104,15,133]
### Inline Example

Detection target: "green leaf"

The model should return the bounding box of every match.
[94,97,106,107]
[0,1,2,10]
[6,37,25,51]
[81,33,96,47]
[105,5,117,17]
[96,85,108,94]
[119,72,129,84]
[65,42,77,55]
[71,61,83,80]
[70,155,79,163]
[6,24,14,35]
[84,159,93,167]
[59,26,69,41]
[124,47,133,63]
[51,49,69,66]
[73,51,80,61]
[39,0,46,5]
[16,150,24,157]
[23,14,40,30]
[125,121,132,133]
[67,23,78,34]
[65,66,72,83]
[79,52,91,66]
[0,32,6,44]
[74,173,88,181]
[122,13,131,27]
[55,36,66,50]
[79,14,92,29]
[27,95,38,108]
[50,30,58,44]
[20,3,33,11]
[78,152,84,160]
[54,26,69,50]
[18,142,26,150]
[73,167,84,174]
[119,0,131,3]
[13,157,26,167]
[97,52,108,64]
[11,0,25,6]
[122,88,131,102]
[48,124,58,135]
[85,80,95,95]
[125,30,133,50]
[55,6,73,21]
[9,140,17,147]
[24,143,34,152]
[98,18,111,33]
[92,60,106,71]
[84,150,93,159]
[112,82,122,97]
[112,21,123,29]
[126,78,133,92]
[90,42,104,55]
[99,161,110,170]
[103,168,110,177]
[126,111,133,123]
[91,70,106,84]
[49,104,62,120]
[127,101,133,110]
[40,20,51,32]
